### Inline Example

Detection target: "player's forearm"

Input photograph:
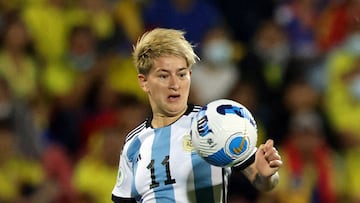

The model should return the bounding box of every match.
[242,165,279,192]
[252,171,279,191]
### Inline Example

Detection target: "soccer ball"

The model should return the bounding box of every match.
[190,99,258,167]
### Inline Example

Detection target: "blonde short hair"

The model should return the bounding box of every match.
[133,28,199,75]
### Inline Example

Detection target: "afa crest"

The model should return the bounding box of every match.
[116,167,125,187]
[183,134,194,152]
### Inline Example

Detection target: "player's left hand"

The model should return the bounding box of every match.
[255,139,282,178]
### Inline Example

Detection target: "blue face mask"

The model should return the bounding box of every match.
[348,75,360,101]
[203,39,233,65]
[255,42,290,65]
[345,33,360,55]
[68,52,96,71]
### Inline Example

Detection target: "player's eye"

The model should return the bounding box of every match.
[178,72,188,78]
[159,74,168,79]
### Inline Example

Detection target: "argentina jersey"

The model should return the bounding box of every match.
[112,104,231,203]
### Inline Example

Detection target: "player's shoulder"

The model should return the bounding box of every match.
[124,120,147,144]
[192,104,203,112]
[186,103,202,116]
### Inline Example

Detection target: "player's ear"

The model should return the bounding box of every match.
[138,74,149,92]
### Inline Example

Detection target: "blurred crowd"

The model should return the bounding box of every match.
[0,0,359,202]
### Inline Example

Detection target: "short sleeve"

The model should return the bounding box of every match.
[112,149,134,198]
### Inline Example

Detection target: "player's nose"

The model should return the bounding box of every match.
[169,76,180,90]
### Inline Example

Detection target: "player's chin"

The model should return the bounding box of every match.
[164,103,187,116]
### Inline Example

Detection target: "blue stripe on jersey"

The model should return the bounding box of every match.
[191,152,215,203]
[152,126,175,202]
[127,137,141,200]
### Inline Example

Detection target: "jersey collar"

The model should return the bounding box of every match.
[145,104,195,128]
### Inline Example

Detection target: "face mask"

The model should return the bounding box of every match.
[345,33,360,55]
[348,75,360,101]
[68,52,96,71]
[203,39,233,65]
[255,42,290,65]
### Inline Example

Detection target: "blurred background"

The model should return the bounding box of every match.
[0,0,359,202]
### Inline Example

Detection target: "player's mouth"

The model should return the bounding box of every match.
[168,94,180,102]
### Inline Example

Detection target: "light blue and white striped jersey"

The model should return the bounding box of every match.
[112,104,231,203]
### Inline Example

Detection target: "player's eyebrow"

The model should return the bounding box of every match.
[177,67,190,72]
[154,67,189,73]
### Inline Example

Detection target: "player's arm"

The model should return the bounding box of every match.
[112,145,137,203]
[241,162,279,191]
[239,139,282,191]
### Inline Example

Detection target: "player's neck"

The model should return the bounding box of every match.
[151,108,187,128]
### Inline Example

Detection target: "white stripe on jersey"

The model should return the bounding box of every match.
[112,104,230,203]
[125,121,146,143]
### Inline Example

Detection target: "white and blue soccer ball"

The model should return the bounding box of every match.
[190,99,258,167]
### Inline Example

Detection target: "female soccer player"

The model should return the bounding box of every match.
[111,28,282,203]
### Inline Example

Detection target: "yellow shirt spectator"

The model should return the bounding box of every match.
[106,55,147,102]
[0,51,38,100]
[74,130,123,203]
[22,0,71,62]
[0,158,44,202]
[324,42,360,200]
